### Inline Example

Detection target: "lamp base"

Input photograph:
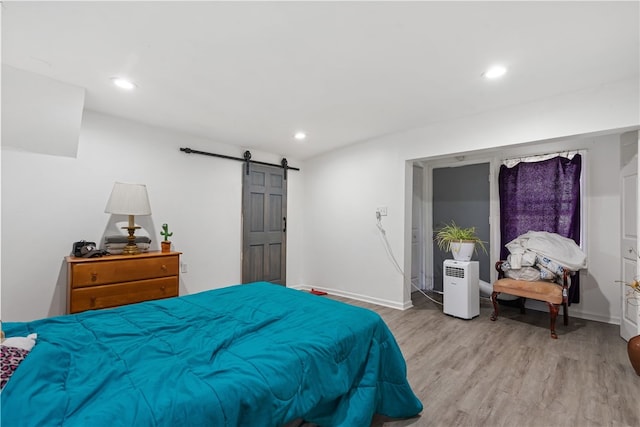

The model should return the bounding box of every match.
[122,242,140,255]
[121,226,141,256]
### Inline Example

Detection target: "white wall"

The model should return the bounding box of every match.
[301,76,639,323]
[301,142,410,308]
[1,111,304,321]
[2,65,85,158]
[1,73,637,324]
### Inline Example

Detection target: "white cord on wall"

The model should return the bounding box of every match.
[375,213,443,306]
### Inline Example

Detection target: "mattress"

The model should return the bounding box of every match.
[1,282,422,426]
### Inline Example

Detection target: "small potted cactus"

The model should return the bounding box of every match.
[160,223,173,253]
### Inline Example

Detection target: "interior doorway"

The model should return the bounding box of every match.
[431,163,491,291]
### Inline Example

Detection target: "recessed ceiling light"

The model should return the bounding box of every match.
[483,65,507,79]
[111,77,136,90]
[294,131,307,141]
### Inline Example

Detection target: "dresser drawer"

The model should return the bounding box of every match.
[69,276,178,313]
[71,255,179,288]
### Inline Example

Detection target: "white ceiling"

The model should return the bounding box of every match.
[2,1,638,160]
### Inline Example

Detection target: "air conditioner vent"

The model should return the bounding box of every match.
[445,266,465,279]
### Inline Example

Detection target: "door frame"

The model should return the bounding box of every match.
[411,164,426,290]
[424,156,499,290]
[621,154,639,340]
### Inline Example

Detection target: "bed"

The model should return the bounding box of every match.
[1,282,422,426]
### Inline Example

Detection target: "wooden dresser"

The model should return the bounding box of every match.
[66,251,180,314]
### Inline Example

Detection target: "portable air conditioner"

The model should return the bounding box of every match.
[443,260,480,319]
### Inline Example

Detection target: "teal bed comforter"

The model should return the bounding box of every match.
[1,282,422,426]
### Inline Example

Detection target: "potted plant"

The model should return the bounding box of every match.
[160,223,173,253]
[434,221,488,261]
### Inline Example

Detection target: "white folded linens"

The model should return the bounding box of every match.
[106,242,150,254]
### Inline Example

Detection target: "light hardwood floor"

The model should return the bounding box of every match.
[328,291,640,427]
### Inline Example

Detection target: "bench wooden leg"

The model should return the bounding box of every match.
[519,297,526,314]
[546,302,559,339]
[490,291,499,321]
[563,302,569,326]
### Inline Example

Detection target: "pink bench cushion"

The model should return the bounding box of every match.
[493,278,563,304]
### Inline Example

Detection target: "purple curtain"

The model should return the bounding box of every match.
[498,154,582,303]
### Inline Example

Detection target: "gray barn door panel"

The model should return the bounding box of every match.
[242,164,287,285]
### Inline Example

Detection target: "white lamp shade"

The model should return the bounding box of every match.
[104,182,152,216]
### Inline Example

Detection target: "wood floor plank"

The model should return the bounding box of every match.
[325,291,640,427]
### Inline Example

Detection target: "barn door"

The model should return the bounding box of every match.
[242,164,287,285]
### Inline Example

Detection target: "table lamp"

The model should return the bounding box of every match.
[104,182,152,255]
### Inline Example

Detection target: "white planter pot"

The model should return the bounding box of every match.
[450,241,476,261]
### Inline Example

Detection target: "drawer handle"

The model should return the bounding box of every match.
[160,286,166,292]
[161,265,167,271]
[90,297,96,307]
[91,272,98,281]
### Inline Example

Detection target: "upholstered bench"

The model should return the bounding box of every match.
[490,261,569,339]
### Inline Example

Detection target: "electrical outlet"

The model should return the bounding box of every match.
[377,207,388,216]
[181,263,188,273]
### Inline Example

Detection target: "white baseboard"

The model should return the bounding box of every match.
[571,311,620,325]
[288,285,621,324]
[525,300,620,325]
[289,284,413,310]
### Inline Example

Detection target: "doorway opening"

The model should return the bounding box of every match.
[430,163,491,291]
[410,159,493,295]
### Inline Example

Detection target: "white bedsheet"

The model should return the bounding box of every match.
[506,231,587,271]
